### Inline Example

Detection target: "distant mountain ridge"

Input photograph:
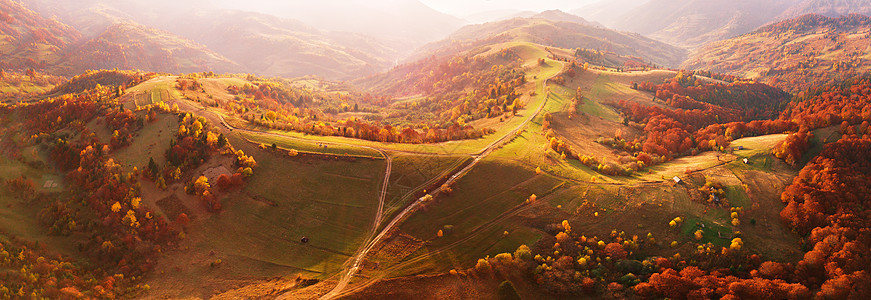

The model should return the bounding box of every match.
[61,22,240,74]
[0,0,242,75]
[682,13,871,93]
[607,0,800,49]
[175,9,399,80]
[777,0,871,20]
[263,0,465,49]
[0,0,81,69]
[412,10,686,67]
[582,0,871,49]
[16,0,408,79]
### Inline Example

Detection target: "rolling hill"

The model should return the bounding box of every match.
[58,22,240,75]
[174,10,399,80]
[599,0,871,50]
[682,14,871,93]
[263,0,465,49]
[777,0,871,20]
[0,0,81,69]
[411,10,687,68]
[19,0,404,80]
[569,0,651,28]
[6,1,871,299]
[462,9,536,24]
[608,0,800,49]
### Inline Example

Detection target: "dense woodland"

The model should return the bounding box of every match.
[3,1,871,297]
[0,70,251,297]
[0,0,81,70]
[684,14,871,93]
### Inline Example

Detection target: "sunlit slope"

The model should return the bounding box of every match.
[0,0,82,69]
[412,13,686,67]
[335,55,801,299]
[173,10,398,80]
[683,14,871,93]
[57,22,240,75]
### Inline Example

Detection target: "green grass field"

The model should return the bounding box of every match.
[238,131,382,158]
[126,76,181,107]
[105,40,809,296]
[380,154,470,226]
[385,159,563,275]
[111,113,180,171]
[186,134,388,277]
[0,81,53,95]
[0,154,77,257]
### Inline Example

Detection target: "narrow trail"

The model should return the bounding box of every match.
[309,151,392,300]
[166,63,564,300]
[318,63,564,300]
[173,99,396,300]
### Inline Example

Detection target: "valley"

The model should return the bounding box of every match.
[1,1,870,299]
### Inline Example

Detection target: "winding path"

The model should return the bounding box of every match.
[167,62,563,300]
[317,65,562,300]
[174,98,396,300]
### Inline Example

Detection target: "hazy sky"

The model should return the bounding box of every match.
[419,0,600,16]
[209,0,605,18]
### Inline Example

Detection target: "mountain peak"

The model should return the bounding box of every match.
[532,9,598,26]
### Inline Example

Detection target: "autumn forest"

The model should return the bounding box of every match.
[1,0,871,299]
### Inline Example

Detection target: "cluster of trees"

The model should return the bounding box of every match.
[227,80,315,106]
[51,142,179,275]
[589,73,796,173]
[198,49,526,144]
[784,77,871,129]
[4,175,34,200]
[772,129,812,166]
[519,76,871,297]
[48,70,152,96]
[0,76,208,297]
[161,113,252,212]
[635,71,789,119]
[18,90,104,134]
[104,108,143,148]
[248,112,495,144]
[566,88,583,119]
[768,77,871,164]
[462,218,819,298]
[690,70,739,83]
[23,101,177,297]
[548,133,638,176]
[377,48,523,96]
[401,64,526,121]
[573,48,648,70]
[0,234,142,299]
[776,135,871,298]
[187,148,254,212]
